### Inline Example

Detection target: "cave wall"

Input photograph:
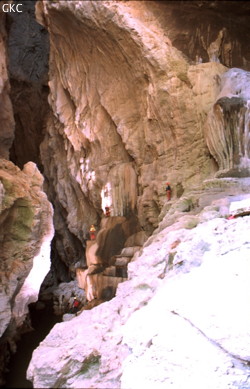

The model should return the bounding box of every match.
[0,0,249,315]
[6,0,50,169]
[0,10,15,159]
[1,1,250,272]
[32,0,250,269]
[0,159,54,384]
[0,160,54,325]
[0,5,55,382]
[1,0,78,280]
[0,0,250,385]
[147,1,250,70]
[36,0,227,242]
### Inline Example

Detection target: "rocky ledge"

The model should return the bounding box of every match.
[27,178,250,388]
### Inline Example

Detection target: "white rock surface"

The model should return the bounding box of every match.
[27,184,250,388]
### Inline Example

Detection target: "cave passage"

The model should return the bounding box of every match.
[3,301,61,389]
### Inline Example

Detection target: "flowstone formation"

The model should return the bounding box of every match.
[35,0,250,270]
[205,68,250,177]
[33,0,250,310]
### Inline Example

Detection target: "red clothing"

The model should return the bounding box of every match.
[89,225,96,240]
[105,207,111,217]
[90,232,96,240]
[73,300,80,308]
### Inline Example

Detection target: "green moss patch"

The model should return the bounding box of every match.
[9,198,35,242]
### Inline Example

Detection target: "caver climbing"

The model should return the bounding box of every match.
[69,296,81,314]
[105,206,111,217]
[89,224,96,240]
[165,182,171,201]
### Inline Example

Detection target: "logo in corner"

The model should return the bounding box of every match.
[2,3,23,13]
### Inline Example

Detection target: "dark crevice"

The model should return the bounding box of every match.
[9,80,50,171]
[2,301,62,389]
[6,1,50,170]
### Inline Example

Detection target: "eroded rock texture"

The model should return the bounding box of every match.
[205,68,250,176]
[149,0,250,70]
[27,178,250,389]
[37,0,227,248]
[24,2,250,387]
[76,215,145,305]
[1,0,250,386]
[6,0,50,169]
[34,0,250,274]
[0,11,15,159]
[0,159,53,384]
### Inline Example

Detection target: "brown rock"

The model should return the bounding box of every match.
[0,160,54,381]
[0,13,15,159]
[37,0,228,240]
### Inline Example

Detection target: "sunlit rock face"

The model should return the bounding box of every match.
[0,159,53,383]
[25,1,250,387]
[35,0,250,269]
[36,0,229,245]
[27,178,250,388]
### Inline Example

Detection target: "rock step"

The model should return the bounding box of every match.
[114,256,131,266]
[119,246,141,257]
[103,265,127,278]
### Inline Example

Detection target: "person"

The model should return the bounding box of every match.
[89,224,96,240]
[165,182,171,201]
[59,294,66,314]
[105,206,111,217]
[70,296,80,314]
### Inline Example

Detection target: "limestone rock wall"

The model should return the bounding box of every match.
[204,68,250,176]
[145,1,250,70]
[1,1,249,276]
[0,11,15,159]
[6,0,50,169]
[0,0,248,324]
[0,0,250,386]
[27,177,250,388]
[37,0,232,245]
[76,215,142,304]
[0,160,54,330]
[0,159,54,384]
